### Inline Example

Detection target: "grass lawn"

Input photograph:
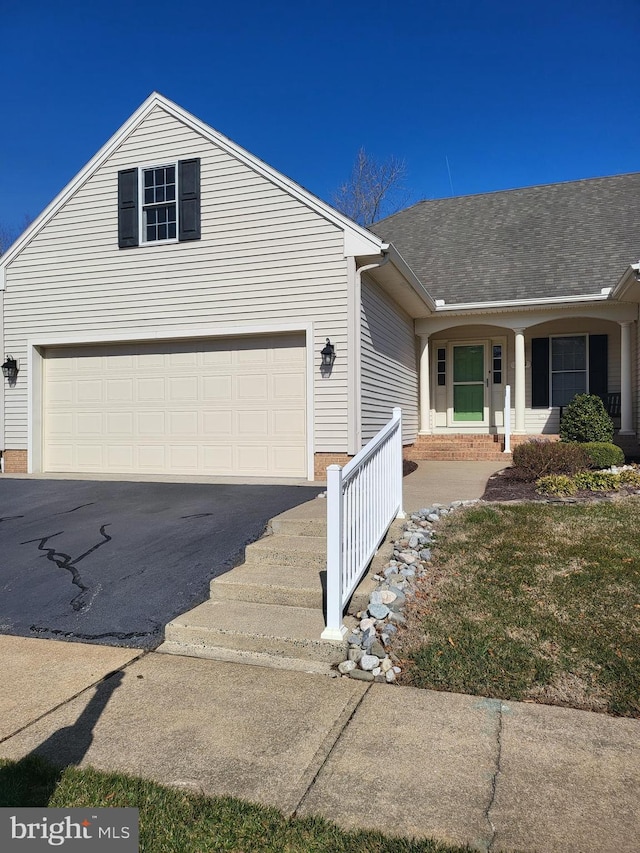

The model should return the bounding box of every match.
[396,498,640,717]
[0,756,472,853]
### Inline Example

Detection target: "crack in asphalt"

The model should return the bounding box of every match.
[58,502,96,514]
[0,515,25,524]
[181,512,214,519]
[21,524,112,611]
[29,625,161,642]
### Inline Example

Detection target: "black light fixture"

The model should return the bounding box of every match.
[321,338,336,367]
[2,356,18,383]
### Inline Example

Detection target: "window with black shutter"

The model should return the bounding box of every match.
[117,158,201,247]
[531,334,608,407]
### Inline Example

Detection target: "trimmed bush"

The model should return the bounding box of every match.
[536,474,578,496]
[574,470,620,491]
[512,440,590,481]
[559,394,614,443]
[581,442,625,469]
[618,469,640,487]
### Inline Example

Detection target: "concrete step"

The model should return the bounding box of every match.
[210,554,374,613]
[242,533,327,570]
[158,599,354,674]
[268,499,327,538]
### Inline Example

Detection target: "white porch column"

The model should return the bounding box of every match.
[620,321,634,434]
[514,328,526,434]
[419,334,431,434]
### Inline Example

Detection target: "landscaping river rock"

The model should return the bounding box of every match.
[337,499,479,683]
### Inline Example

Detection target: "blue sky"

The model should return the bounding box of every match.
[1,0,638,237]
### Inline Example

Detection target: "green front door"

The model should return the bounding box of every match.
[453,344,485,422]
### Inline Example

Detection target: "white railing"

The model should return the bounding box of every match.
[503,384,512,453]
[321,407,405,641]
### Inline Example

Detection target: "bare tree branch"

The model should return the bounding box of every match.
[332,148,409,226]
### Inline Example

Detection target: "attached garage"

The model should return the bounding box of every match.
[42,333,308,477]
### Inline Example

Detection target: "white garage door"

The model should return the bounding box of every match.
[43,334,307,477]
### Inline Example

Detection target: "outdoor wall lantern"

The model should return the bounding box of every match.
[1,356,18,383]
[321,338,336,367]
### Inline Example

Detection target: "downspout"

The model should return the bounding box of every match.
[347,250,390,455]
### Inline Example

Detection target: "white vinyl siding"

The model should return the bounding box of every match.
[3,106,349,455]
[360,276,418,445]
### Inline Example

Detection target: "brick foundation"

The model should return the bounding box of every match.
[313,452,352,480]
[403,433,556,462]
[2,450,28,473]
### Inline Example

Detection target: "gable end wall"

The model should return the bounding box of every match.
[4,105,351,458]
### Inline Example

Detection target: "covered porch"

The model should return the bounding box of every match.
[414,301,638,451]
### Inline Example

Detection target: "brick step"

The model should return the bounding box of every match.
[408,452,508,461]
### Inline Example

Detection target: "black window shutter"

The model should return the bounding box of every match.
[178,158,201,241]
[118,168,139,248]
[531,337,550,407]
[588,334,608,401]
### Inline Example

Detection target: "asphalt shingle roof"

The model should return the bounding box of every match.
[370,173,640,305]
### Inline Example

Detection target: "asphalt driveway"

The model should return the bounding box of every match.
[0,478,322,649]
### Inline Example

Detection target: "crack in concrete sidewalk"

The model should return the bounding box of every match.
[484,700,504,852]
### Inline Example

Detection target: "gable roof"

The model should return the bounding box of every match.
[0,93,383,286]
[370,172,640,306]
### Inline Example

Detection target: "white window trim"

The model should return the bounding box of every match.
[138,161,179,245]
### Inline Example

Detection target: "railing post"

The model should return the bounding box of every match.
[393,407,405,518]
[321,464,348,641]
[503,385,511,454]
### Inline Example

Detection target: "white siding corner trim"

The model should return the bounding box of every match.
[27,322,315,480]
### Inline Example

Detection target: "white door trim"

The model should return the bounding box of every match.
[28,321,315,480]
[447,340,489,427]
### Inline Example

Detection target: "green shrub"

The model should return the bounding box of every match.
[581,442,625,469]
[512,440,590,481]
[618,468,640,487]
[536,474,578,496]
[559,394,614,443]
[574,470,620,491]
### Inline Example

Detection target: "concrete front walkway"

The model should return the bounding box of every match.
[0,637,638,853]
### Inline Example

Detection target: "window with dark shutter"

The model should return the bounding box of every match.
[588,334,608,402]
[118,158,201,247]
[118,168,139,248]
[178,158,201,241]
[531,337,550,407]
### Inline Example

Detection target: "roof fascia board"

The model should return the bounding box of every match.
[611,262,640,300]
[382,242,436,312]
[0,92,382,289]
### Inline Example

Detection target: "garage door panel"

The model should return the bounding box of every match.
[43,335,307,477]
[107,379,133,401]
[137,412,165,435]
[138,378,166,400]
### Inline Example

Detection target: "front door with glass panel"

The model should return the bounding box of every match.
[452,344,486,424]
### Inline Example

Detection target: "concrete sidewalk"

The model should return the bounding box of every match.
[0,638,637,852]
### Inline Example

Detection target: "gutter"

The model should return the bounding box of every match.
[433,291,616,313]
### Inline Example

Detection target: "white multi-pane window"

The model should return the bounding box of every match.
[141,165,177,242]
[551,335,587,406]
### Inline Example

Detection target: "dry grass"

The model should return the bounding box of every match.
[395,499,640,717]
